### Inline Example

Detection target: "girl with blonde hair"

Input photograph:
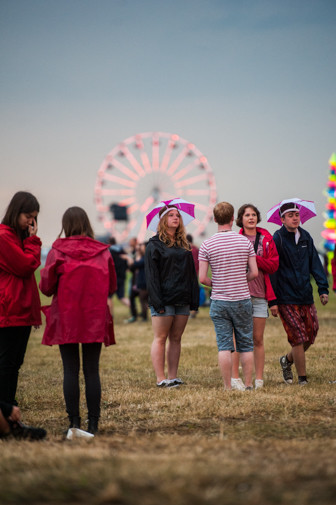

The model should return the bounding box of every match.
[145,205,199,388]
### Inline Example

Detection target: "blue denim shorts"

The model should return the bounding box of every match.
[209,298,253,352]
[251,296,269,318]
[150,305,190,317]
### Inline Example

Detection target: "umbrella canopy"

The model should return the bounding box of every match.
[146,198,195,232]
[267,198,316,226]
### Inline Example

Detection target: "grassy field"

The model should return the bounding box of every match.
[1,282,335,505]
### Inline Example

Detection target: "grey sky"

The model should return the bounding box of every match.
[1,0,335,246]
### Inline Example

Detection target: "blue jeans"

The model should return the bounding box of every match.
[210,299,253,352]
[150,305,190,317]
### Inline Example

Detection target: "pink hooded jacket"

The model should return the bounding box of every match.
[239,226,279,303]
[39,236,117,346]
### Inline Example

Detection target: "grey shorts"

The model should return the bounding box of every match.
[150,305,190,317]
[251,296,269,318]
[209,298,253,353]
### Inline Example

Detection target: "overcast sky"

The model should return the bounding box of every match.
[1,0,335,247]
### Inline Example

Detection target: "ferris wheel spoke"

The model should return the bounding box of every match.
[140,195,155,213]
[160,190,176,201]
[97,188,135,196]
[167,149,188,176]
[172,159,198,182]
[104,173,137,188]
[194,202,212,212]
[122,146,146,177]
[140,151,152,174]
[152,134,160,171]
[184,189,211,196]
[108,157,140,182]
[176,173,208,188]
[127,203,140,215]
[160,141,175,173]
[118,197,136,206]
[137,215,148,242]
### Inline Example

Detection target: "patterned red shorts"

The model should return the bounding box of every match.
[278,303,319,347]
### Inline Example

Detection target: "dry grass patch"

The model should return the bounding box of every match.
[1,283,335,504]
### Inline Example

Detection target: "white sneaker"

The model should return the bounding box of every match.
[255,379,264,389]
[231,378,246,391]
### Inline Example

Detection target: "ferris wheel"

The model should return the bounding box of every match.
[94,132,217,243]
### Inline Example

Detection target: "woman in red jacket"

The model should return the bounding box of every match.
[0,191,41,405]
[232,204,279,390]
[39,207,117,435]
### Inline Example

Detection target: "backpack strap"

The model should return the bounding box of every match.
[254,232,261,254]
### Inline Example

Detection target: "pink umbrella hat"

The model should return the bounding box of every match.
[146,198,195,232]
[267,198,316,226]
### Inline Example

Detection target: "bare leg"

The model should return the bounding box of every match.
[150,316,174,382]
[231,351,240,378]
[240,351,254,387]
[218,350,232,389]
[167,315,189,379]
[289,342,311,376]
[253,317,266,380]
[230,333,240,378]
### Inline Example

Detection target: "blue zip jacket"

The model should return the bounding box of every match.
[269,226,328,306]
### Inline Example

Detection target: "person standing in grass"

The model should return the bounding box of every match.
[199,202,258,391]
[269,202,329,386]
[39,207,117,434]
[0,191,41,406]
[231,204,279,390]
[145,205,199,388]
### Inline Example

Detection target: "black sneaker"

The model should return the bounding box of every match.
[10,421,47,441]
[156,379,179,388]
[298,378,308,386]
[171,378,184,385]
[279,355,293,384]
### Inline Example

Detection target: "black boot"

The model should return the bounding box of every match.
[9,420,47,441]
[69,416,81,429]
[87,417,99,434]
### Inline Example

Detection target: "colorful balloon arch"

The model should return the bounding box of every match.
[321,153,336,268]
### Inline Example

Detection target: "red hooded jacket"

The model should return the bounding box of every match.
[239,226,279,303]
[39,236,117,346]
[0,224,41,327]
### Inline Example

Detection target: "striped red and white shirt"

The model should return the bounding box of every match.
[199,231,255,301]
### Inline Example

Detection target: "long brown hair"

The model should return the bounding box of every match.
[59,207,94,238]
[2,191,40,239]
[157,206,190,250]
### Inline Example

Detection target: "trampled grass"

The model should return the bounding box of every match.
[1,282,335,504]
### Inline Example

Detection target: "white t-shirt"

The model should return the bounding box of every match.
[199,231,255,301]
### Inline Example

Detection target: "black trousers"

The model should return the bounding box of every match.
[0,326,31,405]
[129,286,139,318]
[59,343,102,420]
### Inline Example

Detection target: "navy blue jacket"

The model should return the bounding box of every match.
[269,226,329,306]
